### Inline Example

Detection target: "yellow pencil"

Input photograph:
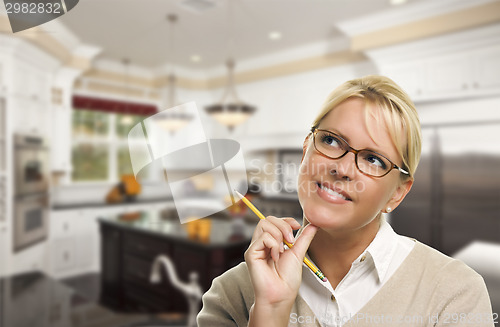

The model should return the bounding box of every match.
[234,190,328,283]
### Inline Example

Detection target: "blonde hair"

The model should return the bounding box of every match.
[311,75,422,178]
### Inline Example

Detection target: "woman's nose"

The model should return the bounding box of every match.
[329,152,357,181]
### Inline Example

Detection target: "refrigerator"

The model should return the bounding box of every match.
[391,121,500,314]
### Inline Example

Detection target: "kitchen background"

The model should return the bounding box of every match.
[0,0,499,326]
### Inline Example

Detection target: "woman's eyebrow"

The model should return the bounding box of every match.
[321,127,351,143]
[321,126,391,158]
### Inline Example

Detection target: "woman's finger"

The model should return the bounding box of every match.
[246,231,281,262]
[252,219,284,245]
[265,216,296,244]
[290,224,318,261]
[282,217,302,230]
[261,233,281,262]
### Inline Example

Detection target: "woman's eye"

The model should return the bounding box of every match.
[364,153,387,169]
[321,134,341,147]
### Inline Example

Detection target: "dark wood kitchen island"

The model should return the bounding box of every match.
[98,211,254,314]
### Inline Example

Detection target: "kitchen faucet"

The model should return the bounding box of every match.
[150,255,203,327]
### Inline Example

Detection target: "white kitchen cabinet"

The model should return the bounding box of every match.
[49,209,100,278]
[425,54,471,97]
[50,105,71,172]
[52,237,76,272]
[380,46,500,102]
[49,204,166,279]
[472,46,500,92]
[9,95,50,136]
[383,63,425,100]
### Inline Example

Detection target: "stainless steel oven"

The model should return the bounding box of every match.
[13,134,49,252]
[13,193,49,252]
[14,135,48,195]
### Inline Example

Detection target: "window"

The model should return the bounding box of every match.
[71,109,152,182]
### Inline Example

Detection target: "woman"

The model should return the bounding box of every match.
[197,76,494,326]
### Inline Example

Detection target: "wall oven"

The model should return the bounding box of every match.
[13,193,49,252]
[13,134,49,252]
[14,135,49,195]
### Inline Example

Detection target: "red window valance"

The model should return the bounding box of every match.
[72,95,158,116]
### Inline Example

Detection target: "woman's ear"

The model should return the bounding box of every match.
[384,178,413,213]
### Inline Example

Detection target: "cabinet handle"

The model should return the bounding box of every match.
[64,251,69,261]
[64,223,68,231]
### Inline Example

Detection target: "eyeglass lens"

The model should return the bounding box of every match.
[314,130,392,177]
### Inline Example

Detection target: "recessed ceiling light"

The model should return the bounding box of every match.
[190,55,202,63]
[268,31,282,40]
[390,0,407,5]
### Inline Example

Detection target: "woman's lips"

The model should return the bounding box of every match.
[315,182,352,204]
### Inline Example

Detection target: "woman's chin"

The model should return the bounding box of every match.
[303,206,346,229]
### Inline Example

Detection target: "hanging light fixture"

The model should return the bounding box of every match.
[120,58,134,125]
[205,59,256,131]
[205,1,256,131]
[155,13,193,134]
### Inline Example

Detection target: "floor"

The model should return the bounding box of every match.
[61,260,499,320]
[61,272,101,302]
[61,273,188,326]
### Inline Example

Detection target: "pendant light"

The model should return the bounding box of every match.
[120,58,134,125]
[205,59,256,131]
[155,14,192,134]
[205,1,256,131]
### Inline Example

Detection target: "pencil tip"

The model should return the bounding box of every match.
[233,189,244,200]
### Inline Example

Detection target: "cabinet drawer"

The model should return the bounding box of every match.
[123,255,153,283]
[123,283,173,313]
[123,232,170,260]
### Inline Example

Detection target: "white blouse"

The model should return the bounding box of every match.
[298,217,415,326]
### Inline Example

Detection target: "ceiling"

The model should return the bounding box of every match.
[57,0,424,70]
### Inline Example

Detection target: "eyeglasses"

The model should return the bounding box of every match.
[310,128,409,178]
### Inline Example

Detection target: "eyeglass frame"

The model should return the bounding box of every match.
[310,127,410,178]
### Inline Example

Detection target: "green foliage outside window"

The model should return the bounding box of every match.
[72,144,109,181]
[71,109,150,182]
[72,110,109,137]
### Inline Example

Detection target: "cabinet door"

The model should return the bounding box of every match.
[172,245,209,312]
[51,106,71,172]
[383,63,425,100]
[425,54,471,97]
[53,237,76,271]
[100,225,122,308]
[473,46,500,92]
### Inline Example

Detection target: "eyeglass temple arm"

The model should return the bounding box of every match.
[396,165,409,175]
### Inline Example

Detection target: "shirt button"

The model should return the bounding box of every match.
[360,255,366,262]
[331,294,336,302]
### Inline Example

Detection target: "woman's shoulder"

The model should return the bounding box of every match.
[411,240,486,285]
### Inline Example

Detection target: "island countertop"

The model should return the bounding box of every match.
[98,211,255,313]
[98,211,256,248]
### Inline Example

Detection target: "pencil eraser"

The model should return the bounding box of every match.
[322,277,328,282]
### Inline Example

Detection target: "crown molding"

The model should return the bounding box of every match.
[336,0,497,37]
[365,23,500,64]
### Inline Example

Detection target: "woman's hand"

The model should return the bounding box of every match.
[245,216,318,326]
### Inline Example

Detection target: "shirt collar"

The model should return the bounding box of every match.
[353,216,399,282]
[301,216,400,284]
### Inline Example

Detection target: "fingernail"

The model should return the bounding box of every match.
[288,232,295,243]
[280,243,284,253]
